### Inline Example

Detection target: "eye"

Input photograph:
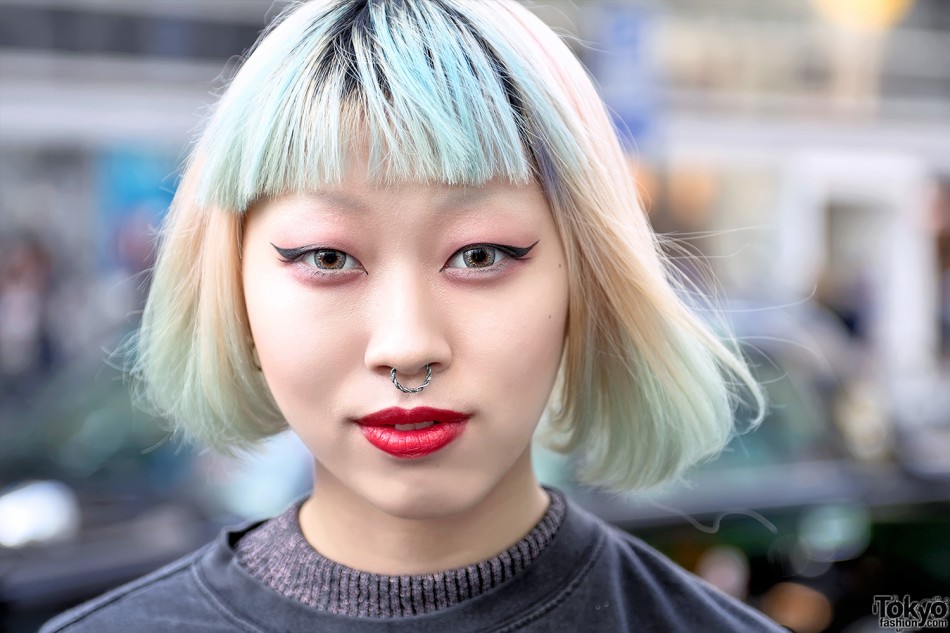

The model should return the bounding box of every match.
[271,244,363,273]
[447,245,504,269]
[301,249,357,271]
[444,241,539,271]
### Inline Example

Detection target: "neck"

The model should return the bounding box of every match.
[298,454,550,575]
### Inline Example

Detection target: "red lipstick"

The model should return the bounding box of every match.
[355,407,469,458]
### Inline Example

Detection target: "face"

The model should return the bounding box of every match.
[241,162,569,521]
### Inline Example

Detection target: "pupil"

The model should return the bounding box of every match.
[320,251,340,268]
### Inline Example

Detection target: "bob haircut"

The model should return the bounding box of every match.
[132,0,766,492]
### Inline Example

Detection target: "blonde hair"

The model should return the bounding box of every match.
[132,0,766,492]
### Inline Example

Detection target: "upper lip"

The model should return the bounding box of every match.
[355,407,470,427]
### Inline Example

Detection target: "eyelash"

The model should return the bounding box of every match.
[271,241,538,279]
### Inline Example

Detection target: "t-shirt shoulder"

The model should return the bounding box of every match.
[38,544,213,633]
[595,522,788,632]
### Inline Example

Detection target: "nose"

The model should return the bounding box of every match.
[362,269,452,387]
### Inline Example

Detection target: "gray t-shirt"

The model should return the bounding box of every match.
[41,490,789,632]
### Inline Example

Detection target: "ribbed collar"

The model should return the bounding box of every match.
[235,489,567,618]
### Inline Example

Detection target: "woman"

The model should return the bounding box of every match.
[43,1,786,631]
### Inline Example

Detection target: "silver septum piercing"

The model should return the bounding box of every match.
[391,364,432,394]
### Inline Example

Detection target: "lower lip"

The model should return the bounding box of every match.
[358,421,467,458]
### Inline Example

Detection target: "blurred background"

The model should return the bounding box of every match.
[0,1,948,631]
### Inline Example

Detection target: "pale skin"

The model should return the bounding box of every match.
[241,159,570,575]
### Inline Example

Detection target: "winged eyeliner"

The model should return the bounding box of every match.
[270,240,540,262]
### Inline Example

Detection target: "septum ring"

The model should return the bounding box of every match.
[391,364,432,394]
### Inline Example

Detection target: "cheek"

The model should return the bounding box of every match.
[243,269,362,413]
[456,276,568,416]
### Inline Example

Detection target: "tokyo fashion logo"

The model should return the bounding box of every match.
[872,595,949,631]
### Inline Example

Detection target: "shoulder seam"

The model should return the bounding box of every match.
[188,561,268,632]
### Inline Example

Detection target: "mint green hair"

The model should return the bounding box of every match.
[196,0,577,208]
[133,0,766,492]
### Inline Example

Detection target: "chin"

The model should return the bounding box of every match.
[360,474,489,522]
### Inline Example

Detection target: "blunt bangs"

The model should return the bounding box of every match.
[195,0,580,211]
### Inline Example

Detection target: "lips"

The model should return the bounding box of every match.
[355,407,469,458]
